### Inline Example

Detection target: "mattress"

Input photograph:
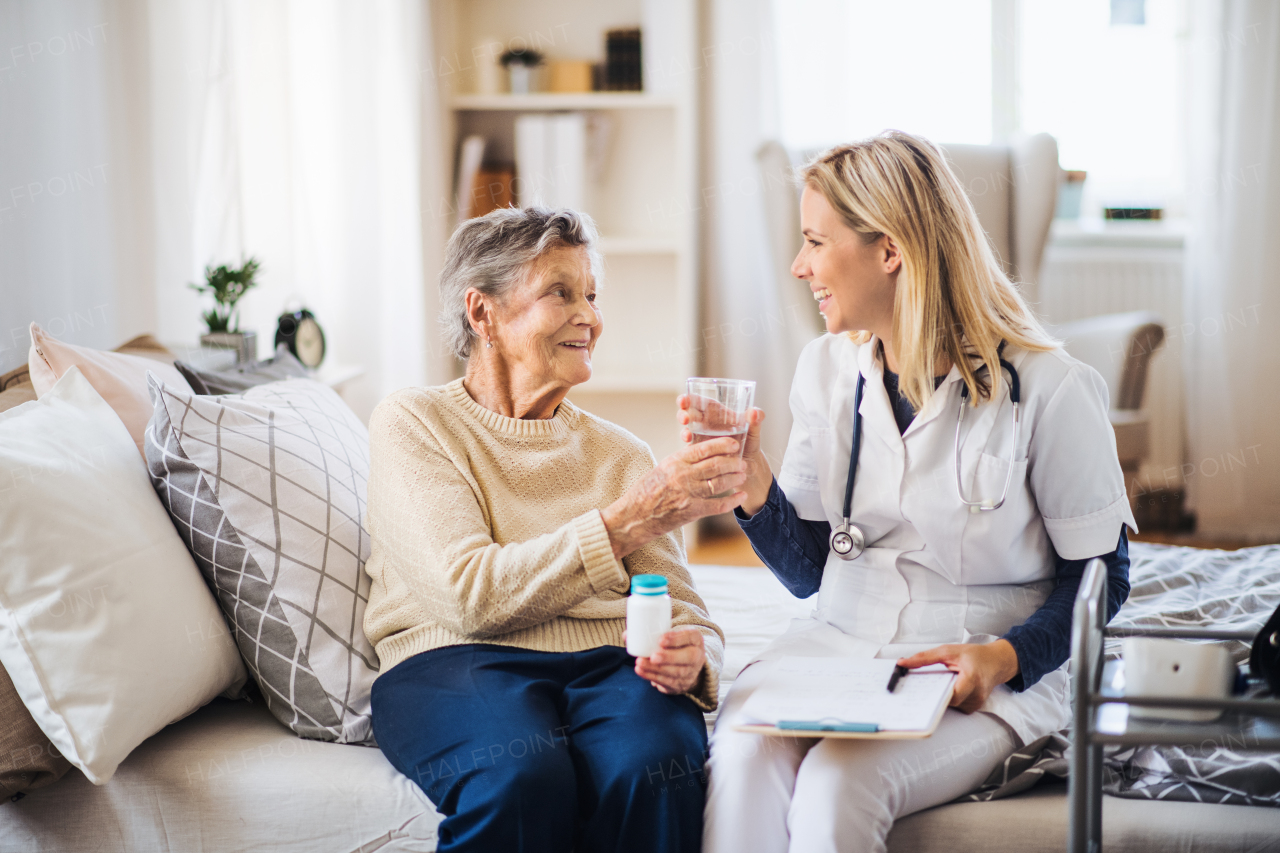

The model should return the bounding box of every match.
[2,559,1276,852]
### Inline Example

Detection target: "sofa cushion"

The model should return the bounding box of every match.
[145,375,378,744]
[0,665,71,801]
[26,323,193,457]
[1,363,32,393]
[2,334,174,411]
[0,697,439,852]
[113,333,176,361]
[0,334,181,799]
[885,780,1280,852]
[1,374,79,799]
[176,344,309,395]
[0,367,247,785]
[0,382,37,414]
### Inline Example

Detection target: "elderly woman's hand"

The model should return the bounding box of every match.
[677,396,772,517]
[601,438,747,560]
[633,629,706,694]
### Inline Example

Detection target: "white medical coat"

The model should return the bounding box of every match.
[758,334,1137,746]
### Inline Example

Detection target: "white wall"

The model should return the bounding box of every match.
[0,1,156,373]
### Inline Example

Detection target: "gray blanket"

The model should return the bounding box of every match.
[966,542,1280,807]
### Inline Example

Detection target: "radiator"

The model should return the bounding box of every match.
[1037,230,1186,491]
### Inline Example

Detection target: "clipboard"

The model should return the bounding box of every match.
[731,657,957,740]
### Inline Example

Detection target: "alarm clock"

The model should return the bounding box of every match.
[275,308,326,368]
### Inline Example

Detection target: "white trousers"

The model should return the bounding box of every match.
[703,662,1019,853]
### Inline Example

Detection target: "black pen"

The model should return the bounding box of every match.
[886,664,908,693]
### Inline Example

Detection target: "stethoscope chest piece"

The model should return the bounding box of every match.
[830,521,865,560]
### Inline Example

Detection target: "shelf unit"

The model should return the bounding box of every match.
[452,93,680,111]
[596,235,680,255]
[430,0,699,463]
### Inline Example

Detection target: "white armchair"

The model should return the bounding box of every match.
[1054,311,1166,501]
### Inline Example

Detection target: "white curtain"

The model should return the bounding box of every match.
[148,0,446,420]
[0,0,449,421]
[701,0,818,470]
[1183,0,1280,540]
[0,1,157,368]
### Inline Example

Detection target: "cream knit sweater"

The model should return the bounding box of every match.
[363,379,724,710]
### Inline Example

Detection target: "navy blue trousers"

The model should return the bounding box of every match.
[371,644,708,853]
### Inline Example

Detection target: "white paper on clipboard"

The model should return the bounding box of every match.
[738,657,956,732]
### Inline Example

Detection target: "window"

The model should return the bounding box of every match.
[1019,0,1183,211]
[775,0,992,150]
[773,0,1184,213]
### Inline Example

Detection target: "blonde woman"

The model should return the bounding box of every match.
[696,132,1135,851]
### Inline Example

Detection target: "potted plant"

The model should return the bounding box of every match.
[499,48,543,95]
[190,257,261,363]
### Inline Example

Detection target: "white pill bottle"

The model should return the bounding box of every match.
[626,574,672,657]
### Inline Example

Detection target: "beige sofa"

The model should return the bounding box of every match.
[3,340,1277,851]
[5,563,1279,851]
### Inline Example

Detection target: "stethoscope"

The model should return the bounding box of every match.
[829,351,1022,560]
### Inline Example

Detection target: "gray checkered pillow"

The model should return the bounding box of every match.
[144,374,378,744]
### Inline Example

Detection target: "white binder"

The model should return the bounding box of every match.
[735,657,957,739]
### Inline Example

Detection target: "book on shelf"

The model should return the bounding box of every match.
[454,135,485,225]
[514,113,587,211]
[604,28,642,92]
[454,134,514,221]
[471,166,514,218]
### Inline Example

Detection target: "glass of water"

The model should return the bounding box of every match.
[685,378,756,466]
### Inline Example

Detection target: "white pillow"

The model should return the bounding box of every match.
[0,367,247,785]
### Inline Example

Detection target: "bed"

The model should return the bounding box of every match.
[3,544,1279,852]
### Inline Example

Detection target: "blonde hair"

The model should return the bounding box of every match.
[801,130,1056,409]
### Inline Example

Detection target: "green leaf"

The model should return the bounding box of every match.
[190,256,260,332]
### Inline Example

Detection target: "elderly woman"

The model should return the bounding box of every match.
[363,207,741,853]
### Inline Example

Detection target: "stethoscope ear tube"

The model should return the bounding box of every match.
[832,374,867,561]
[956,355,1021,513]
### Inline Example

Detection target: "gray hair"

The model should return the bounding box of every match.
[439,207,603,360]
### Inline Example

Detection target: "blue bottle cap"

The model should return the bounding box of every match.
[630,574,668,595]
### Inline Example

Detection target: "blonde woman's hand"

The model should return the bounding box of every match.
[895,640,1021,714]
[601,439,747,561]
[633,629,706,695]
[676,395,772,517]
